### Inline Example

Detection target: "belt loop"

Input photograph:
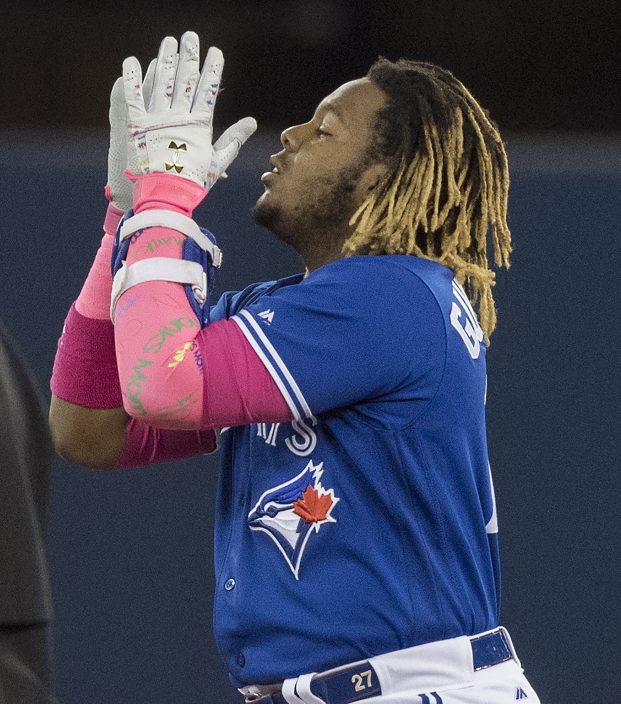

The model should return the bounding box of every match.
[499,627,522,669]
[282,678,306,704]
[296,673,325,704]
[282,674,325,704]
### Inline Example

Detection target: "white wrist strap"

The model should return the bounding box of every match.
[119,209,223,267]
[110,257,206,321]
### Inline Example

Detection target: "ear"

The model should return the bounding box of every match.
[356,162,389,199]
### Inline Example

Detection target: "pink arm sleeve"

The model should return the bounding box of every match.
[51,203,124,407]
[116,418,217,467]
[74,203,124,320]
[113,174,292,431]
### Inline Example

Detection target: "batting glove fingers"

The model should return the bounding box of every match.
[107,59,155,211]
[123,31,257,191]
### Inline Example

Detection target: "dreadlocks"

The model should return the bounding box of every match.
[343,58,511,342]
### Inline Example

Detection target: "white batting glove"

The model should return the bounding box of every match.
[107,60,157,211]
[123,31,257,190]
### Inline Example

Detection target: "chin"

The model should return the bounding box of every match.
[253,195,280,231]
[253,198,302,252]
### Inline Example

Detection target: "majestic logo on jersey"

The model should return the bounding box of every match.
[257,309,275,324]
[247,461,339,579]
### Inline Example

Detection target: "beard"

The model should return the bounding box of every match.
[252,161,366,262]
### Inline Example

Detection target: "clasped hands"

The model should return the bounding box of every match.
[107,31,257,211]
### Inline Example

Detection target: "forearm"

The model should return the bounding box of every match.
[49,203,128,465]
[112,176,206,429]
[49,395,127,468]
[50,393,218,468]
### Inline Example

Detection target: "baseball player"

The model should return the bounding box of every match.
[50,32,541,704]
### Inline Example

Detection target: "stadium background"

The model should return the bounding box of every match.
[1,2,618,702]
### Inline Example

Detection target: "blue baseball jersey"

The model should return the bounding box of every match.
[209,255,500,687]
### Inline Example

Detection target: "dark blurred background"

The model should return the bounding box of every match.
[3,0,620,132]
[1,2,619,704]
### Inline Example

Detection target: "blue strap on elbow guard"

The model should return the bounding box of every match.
[110,208,222,328]
[181,228,220,327]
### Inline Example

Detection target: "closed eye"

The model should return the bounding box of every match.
[317,127,332,138]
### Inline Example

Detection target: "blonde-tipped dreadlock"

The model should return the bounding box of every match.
[343,59,511,342]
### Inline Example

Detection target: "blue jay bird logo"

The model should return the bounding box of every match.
[248,461,339,579]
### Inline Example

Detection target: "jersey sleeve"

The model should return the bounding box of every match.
[230,257,446,421]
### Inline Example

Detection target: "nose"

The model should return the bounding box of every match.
[280,123,306,151]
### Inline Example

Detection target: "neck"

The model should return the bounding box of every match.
[302,246,344,272]
[294,227,351,273]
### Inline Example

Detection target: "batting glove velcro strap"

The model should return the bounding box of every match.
[119,209,222,267]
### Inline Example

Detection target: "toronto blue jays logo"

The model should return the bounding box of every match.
[248,461,339,580]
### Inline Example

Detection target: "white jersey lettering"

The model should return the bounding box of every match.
[284,418,317,457]
[450,280,484,359]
